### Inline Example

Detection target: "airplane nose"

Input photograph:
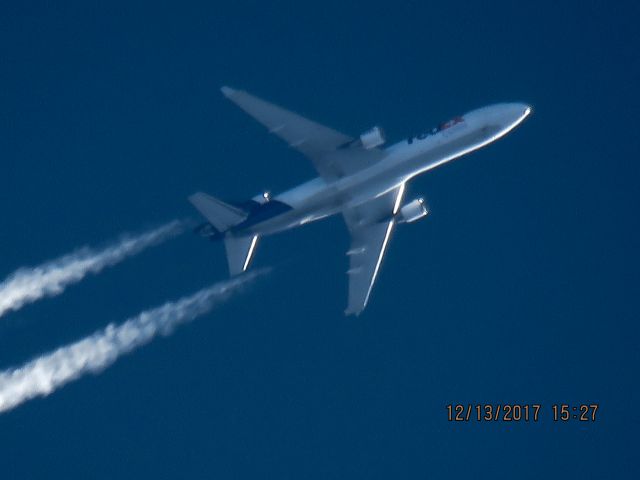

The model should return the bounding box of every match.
[464,103,532,130]
[504,103,532,124]
[509,103,531,117]
[483,103,532,136]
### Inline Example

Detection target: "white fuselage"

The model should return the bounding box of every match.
[242,103,531,236]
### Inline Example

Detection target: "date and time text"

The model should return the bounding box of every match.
[446,404,599,422]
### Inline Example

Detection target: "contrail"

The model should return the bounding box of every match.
[0,220,185,318]
[0,272,262,414]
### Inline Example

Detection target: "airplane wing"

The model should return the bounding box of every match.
[342,185,405,315]
[221,86,384,181]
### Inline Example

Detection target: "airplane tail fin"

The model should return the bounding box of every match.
[188,192,247,232]
[224,234,259,276]
[188,192,260,276]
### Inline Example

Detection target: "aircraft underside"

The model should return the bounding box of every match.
[189,86,531,314]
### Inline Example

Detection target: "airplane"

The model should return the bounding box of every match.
[189,87,532,315]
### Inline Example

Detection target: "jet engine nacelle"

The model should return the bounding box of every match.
[359,126,386,149]
[397,198,429,224]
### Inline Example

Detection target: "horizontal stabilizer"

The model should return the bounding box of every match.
[188,192,247,232]
[224,234,259,276]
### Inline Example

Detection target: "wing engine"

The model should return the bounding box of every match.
[358,126,386,149]
[397,198,429,224]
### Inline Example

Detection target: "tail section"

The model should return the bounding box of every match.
[224,234,259,276]
[189,191,261,276]
[188,192,247,231]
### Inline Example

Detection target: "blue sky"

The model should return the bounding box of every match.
[0,1,638,478]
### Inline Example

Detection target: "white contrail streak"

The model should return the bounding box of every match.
[0,221,185,318]
[0,272,261,414]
